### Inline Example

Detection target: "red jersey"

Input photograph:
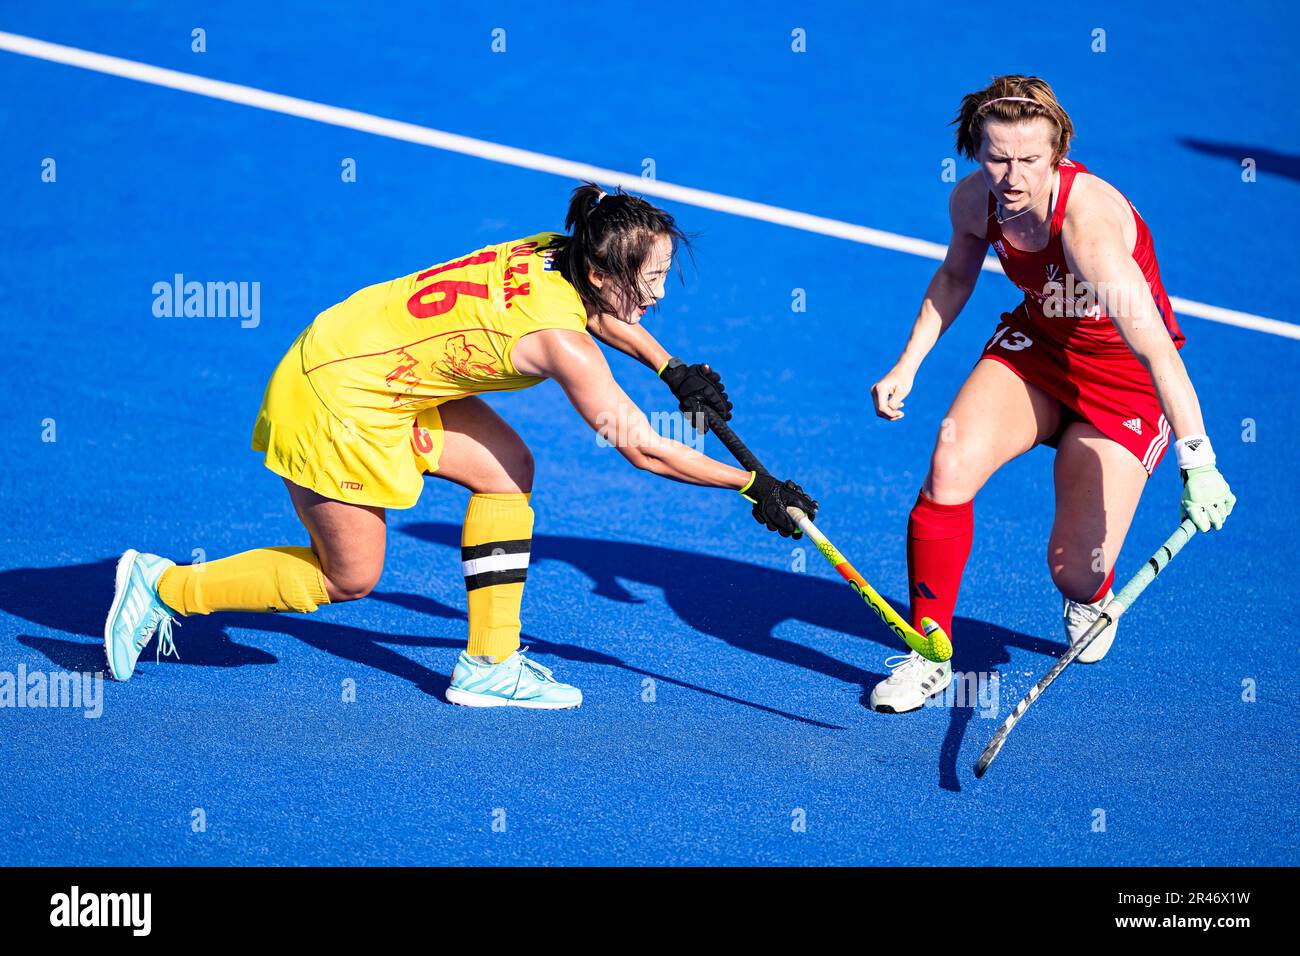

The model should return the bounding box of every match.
[986,158,1184,353]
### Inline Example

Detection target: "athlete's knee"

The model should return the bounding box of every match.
[926,442,984,503]
[326,575,379,603]
[502,442,534,494]
[322,561,383,602]
[470,441,533,495]
[1051,568,1100,604]
[1047,542,1107,603]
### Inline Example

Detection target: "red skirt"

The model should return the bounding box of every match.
[978,304,1173,475]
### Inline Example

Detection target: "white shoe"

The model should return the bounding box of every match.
[1064,589,1117,664]
[445,649,583,709]
[870,651,952,713]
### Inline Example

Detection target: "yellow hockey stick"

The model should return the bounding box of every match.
[705,410,951,663]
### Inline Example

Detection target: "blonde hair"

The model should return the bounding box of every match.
[953,75,1074,164]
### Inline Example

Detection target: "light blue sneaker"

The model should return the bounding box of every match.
[446,648,582,709]
[104,549,180,681]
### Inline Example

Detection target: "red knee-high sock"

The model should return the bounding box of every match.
[906,491,974,639]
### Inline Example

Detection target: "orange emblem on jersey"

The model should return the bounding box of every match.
[441,335,497,378]
[385,348,420,390]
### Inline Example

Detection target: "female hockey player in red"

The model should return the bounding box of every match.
[868,75,1235,711]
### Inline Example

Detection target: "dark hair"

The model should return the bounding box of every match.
[953,75,1074,165]
[552,182,692,317]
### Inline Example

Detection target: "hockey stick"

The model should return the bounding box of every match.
[974,517,1199,777]
[703,409,951,663]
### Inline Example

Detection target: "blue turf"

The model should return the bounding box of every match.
[1,1,1297,865]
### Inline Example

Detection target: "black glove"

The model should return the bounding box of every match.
[660,357,733,433]
[741,472,819,538]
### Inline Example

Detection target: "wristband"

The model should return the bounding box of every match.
[1174,434,1216,470]
[738,470,758,500]
[656,356,679,378]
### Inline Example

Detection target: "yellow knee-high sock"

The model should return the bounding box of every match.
[461,493,533,661]
[156,546,330,616]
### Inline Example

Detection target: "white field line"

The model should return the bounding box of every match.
[2,29,1295,341]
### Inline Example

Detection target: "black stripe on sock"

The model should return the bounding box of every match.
[461,539,532,562]
[464,568,529,592]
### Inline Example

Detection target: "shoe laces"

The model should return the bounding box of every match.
[155,615,181,664]
[883,651,924,682]
[515,647,555,683]
[136,607,181,664]
[1064,596,1106,632]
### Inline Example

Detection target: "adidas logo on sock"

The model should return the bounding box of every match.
[1122,417,1142,434]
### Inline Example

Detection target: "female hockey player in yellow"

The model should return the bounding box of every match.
[104,184,818,708]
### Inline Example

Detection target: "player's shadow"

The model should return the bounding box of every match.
[1,536,1061,790]
[0,559,846,731]
[401,521,1063,791]
[1179,137,1300,182]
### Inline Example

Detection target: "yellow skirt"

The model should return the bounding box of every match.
[251,331,445,510]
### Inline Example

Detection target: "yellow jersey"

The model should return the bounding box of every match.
[300,232,588,440]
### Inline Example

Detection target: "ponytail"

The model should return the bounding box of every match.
[553,182,691,317]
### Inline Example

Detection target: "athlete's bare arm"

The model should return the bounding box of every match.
[512,328,750,489]
[585,312,671,372]
[872,173,990,419]
[1060,179,1207,440]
